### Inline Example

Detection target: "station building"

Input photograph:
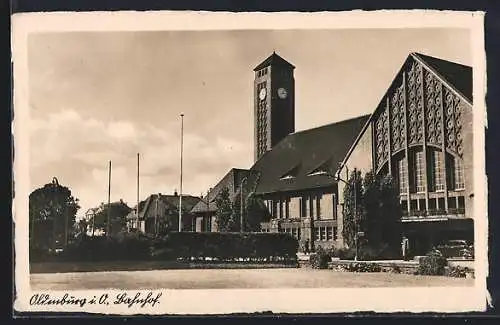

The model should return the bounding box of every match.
[191,52,474,255]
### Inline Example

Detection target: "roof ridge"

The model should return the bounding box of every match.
[291,114,371,136]
[410,52,472,105]
[411,52,472,69]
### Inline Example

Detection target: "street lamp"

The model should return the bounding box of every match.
[205,187,212,232]
[240,177,248,233]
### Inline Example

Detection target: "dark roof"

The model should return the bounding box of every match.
[127,193,201,220]
[253,52,295,71]
[412,52,472,103]
[251,115,370,194]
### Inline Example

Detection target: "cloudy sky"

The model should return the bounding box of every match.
[28,28,471,217]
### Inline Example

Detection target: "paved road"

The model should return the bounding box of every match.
[31,268,473,290]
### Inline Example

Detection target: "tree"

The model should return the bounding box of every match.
[245,192,271,232]
[215,187,236,232]
[341,169,364,248]
[75,218,89,238]
[29,178,80,251]
[91,200,132,237]
[362,171,402,249]
[342,169,402,253]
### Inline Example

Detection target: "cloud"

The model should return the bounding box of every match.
[29,108,251,217]
[107,121,137,139]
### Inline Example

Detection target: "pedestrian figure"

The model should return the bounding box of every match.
[304,239,310,255]
[401,237,410,261]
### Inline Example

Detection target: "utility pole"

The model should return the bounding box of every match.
[107,160,111,237]
[92,208,96,237]
[155,194,159,237]
[179,113,184,232]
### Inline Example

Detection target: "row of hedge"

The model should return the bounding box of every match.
[30,232,299,263]
[309,244,401,268]
[311,249,473,278]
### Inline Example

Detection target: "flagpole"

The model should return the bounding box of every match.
[107,160,111,237]
[179,113,184,232]
[137,153,140,230]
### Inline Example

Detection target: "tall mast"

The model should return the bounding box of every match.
[179,113,184,232]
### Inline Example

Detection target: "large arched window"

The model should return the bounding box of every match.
[397,157,408,194]
[406,147,426,193]
[428,148,445,192]
[447,155,465,191]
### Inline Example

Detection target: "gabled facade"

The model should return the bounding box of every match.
[336,52,473,254]
[190,168,261,232]
[127,192,201,235]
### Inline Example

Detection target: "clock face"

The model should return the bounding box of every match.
[277,87,288,99]
[259,88,267,100]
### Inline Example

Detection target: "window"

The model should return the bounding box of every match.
[448,197,457,209]
[327,227,335,241]
[272,201,277,218]
[428,198,437,211]
[438,197,445,210]
[398,158,408,194]
[309,197,315,218]
[299,198,303,218]
[289,197,301,219]
[303,197,309,218]
[410,199,417,211]
[291,227,301,240]
[313,226,334,241]
[316,195,322,219]
[333,194,337,220]
[319,194,335,220]
[415,150,426,192]
[431,150,445,191]
[455,158,465,190]
[447,156,465,191]
[418,199,426,211]
[401,200,408,211]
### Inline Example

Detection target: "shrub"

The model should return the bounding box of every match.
[159,232,299,262]
[31,232,299,263]
[448,266,470,278]
[345,262,382,273]
[417,252,448,276]
[331,244,399,261]
[310,247,331,269]
[389,264,402,274]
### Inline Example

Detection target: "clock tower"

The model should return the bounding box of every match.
[253,52,295,162]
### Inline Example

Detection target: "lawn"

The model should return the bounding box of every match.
[30,268,473,290]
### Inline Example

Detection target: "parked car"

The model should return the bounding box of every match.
[436,240,474,259]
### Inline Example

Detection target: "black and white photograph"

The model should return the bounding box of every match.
[12,10,487,314]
